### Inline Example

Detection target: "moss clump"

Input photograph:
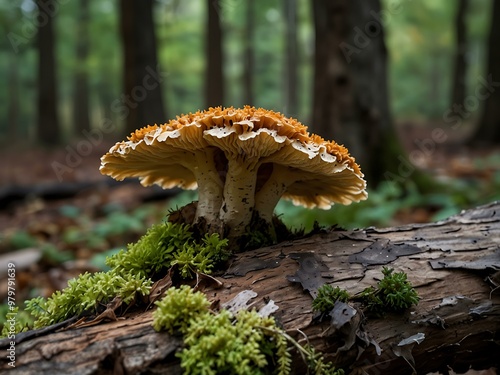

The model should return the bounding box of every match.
[17,222,230,332]
[359,267,419,315]
[152,285,211,334]
[107,222,229,278]
[312,285,350,314]
[153,285,343,375]
[26,271,152,329]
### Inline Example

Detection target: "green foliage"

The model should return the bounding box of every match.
[171,233,231,278]
[23,222,229,330]
[25,271,153,329]
[41,243,74,264]
[6,230,37,250]
[153,285,342,375]
[106,222,193,277]
[360,267,419,315]
[107,222,229,278]
[312,285,350,313]
[0,306,33,337]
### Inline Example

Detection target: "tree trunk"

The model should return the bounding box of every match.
[120,0,166,135]
[3,201,500,374]
[311,0,349,142]
[72,0,91,137]
[469,0,500,145]
[284,0,298,116]
[242,0,254,106]
[36,0,60,146]
[205,0,224,108]
[311,0,408,187]
[450,0,468,120]
[7,52,19,141]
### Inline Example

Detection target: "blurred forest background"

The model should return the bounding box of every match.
[1,0,500,309]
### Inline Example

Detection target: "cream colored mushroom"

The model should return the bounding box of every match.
[100,106,367,249]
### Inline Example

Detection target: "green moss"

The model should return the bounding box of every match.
[313,268,419,318]
[153,285,343,375]
[359,267,419,315]
[152,285,211,334]
[312,285,350,313]
[14,222,230,332]
[25,271,153,329]
[107,222,229,278]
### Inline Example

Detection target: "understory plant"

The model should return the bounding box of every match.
[153,285,344,375]
[15,222,229,331]
[359,267,419,315]
[312,267,419,316]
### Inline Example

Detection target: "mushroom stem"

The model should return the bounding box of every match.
[192,150,224,232]
[220,158,258,244]
[255,164,296,223]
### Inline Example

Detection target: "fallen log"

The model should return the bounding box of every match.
[1,201,499,374]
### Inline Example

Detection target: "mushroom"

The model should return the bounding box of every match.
[100,106,367,249]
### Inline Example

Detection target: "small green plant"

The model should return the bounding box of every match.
[312,285,350,313]
[153,285,343,375]
[312,268,418,318]
[359,267,419,315]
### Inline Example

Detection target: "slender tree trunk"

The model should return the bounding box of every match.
[72,0,90,137]
[205,0,224,108]
[311,0,350,141]
[7,52,19,140]
[120,0,166,135]
[451,0,468,118]
[284,0,298,115]
[469,0,500,145]
[36,0,60,145]
[311,0,408,187]
[242,0,254,106]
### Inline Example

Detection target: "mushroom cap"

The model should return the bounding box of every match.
[100,106,367,208]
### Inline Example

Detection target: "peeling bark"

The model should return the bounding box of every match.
[2,202,500,374]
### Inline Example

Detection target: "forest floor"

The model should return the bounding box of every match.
[0,122,499,328]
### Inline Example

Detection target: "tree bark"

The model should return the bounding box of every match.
[469,0,500,145]
[120,0,166,135]
[36,0,61,146]
[311,0,408,187]
[450,0,468,119]
[72,0,91,137]
[3,201,500,374]
[205,0,224,108]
